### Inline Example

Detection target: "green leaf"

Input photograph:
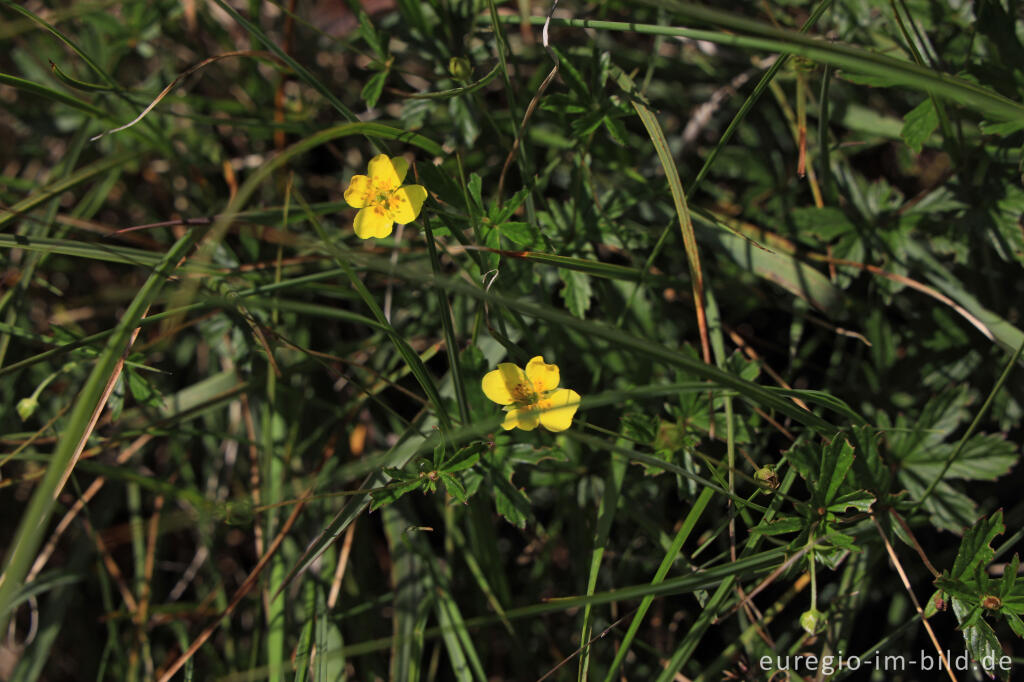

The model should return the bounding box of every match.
[483,449,532,529]
[361,69,388,109]
[905,478,978,532]
[823,528,859,551]
[952,597,1011,682]
[570,109,606,138]
[602,114,629,146]
[827,489,875,514]
[125,367,163,408]
[693,217,845,317]
[999,554,1019,598]
[442,443,484,474]
[951,510,1004,580]
[369,478,425,511]
[548,45,590,99]
[900,99,939,153]
[906,433,1016,481]
[449,97,480,147]
[491,474,530,528]
[559,268,593,319]
[1006,611,1024,638]
[467,173,484,214]
[750,516,804,535]
[784,438,819,485]
[789,206,856,243]
[491,187,531,224]
[980,119,1024,135]
[988,183,1024,267]
[48,59,115,92]
[837,71,907,87]
[497,221,538,247]
[935,576,978,602]
[819,435,855,505]
[356,10,385,57]
[108,373,126,420]
[441,473,469,505]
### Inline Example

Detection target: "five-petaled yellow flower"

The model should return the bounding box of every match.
[344,154,428,239]
[482,356,581,432]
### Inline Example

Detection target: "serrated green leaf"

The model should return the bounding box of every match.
[790,206,856,243]
[1006,611,1024,638]
[784,439,818,486]
[936,576,978,602]
[988,183,1024,266]
[497,221,538,247]
[442,445,483,474]
[900,99,939,153]
[559,268,593,318]
[827,489,874,513]
[820,435,855,504]
[491,475,530,528]
[823,528,858,551]
[907,433,1016,481]
[952,597,1010,681]
[125,367,162,408]
[441,473,469,504]
[951,510,1004,580]
[913,478,978,532]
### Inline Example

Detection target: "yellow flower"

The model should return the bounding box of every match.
[481,356,581,432]
[344,154,428,239]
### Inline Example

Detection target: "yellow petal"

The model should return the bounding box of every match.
[503,406,539,431]
[525,356,560,393]
[353,205,394,239]
[482,363,526,405]
[390,156,409,184]
[344,174,371,208]
[391,185,427,224]
[539,388,580,432]
[367,154,400,190]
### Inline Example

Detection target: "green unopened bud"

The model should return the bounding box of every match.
[800,608,826,635]
[17,396,39,421]
[754,465,779,490]
[448,57,472,81]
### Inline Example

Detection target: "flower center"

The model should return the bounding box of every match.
[511,382,537,405]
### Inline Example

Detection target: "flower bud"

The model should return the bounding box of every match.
[448,57,472,81]
[754,465,780,490]
[17,397,39,421]
[800,608,826,635]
